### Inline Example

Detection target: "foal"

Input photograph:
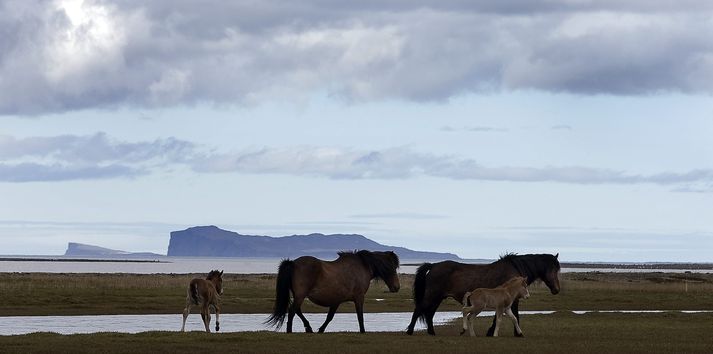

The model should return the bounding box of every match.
[181,270,223,333]
[460,276,529,337]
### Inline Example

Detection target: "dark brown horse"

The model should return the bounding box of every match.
[406,253,560,336]
[266,250,400,333]
[181,270,223,333]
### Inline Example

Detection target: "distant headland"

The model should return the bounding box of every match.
[60,226,461,261]
[166,225,461,260]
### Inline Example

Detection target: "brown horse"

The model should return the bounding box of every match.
[266,250,400,333]
[406,253,560,336]
[460,276,530,337]
[181,270,224,333]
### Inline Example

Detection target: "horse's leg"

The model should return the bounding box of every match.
[214,302,221,332]
[318,305,339,333]
[181,303,191,332]
[202,305,211,333]
[292,297,313,333]
[355,298,366,333]
[424,299,442,336]
[286,304,295,333]
[469,310,481,337]
[511,299,523,337]
[506,308,523,337]
[406,306,422,335]
[460,307,472,335]
[486,313,497,336]
[493,309,502,337]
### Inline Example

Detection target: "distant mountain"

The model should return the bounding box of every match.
[64,242,163,258]
[167,226,460,260]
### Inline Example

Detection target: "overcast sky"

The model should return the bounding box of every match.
[1,0,712,261]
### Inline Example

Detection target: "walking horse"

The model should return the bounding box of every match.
[181,270,223,333]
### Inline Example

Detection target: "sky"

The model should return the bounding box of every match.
[1,0,712,261]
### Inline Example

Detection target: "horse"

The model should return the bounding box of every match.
[406,253,560,336]
[460,276,530,337]
[181,269,224,333]
[266,250,400,333]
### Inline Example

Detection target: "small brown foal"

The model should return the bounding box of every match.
[460,276,530,337]
[181,270,223,333]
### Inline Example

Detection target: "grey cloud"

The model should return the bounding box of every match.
[0,132,196,182]
[0,133,196,163]
[0,162,142,182]
[2,133,712,189]
[193,146,713,188]
[1,0,713,115]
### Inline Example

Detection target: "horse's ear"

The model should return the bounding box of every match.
[555,253,559,259]
[220,270,224,276]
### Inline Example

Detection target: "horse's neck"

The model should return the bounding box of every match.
[503,284,521,301]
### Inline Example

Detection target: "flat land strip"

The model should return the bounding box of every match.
[1,272,713,316]
[1,272,712,353]
[1,312,712,354]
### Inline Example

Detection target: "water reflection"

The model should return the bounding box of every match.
[0,312,460,335]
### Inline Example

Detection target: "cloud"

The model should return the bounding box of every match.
[2,133,712,190]
[0,132,196,182]
[194,145,713,188]
[2,0,713,115]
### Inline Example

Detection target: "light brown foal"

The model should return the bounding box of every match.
[181,270,223,333]
[460,276,530,337]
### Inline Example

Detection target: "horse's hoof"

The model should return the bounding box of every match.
[515,333,524,338]
[459,330,465,336]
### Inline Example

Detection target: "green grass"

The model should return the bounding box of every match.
[1,312,711,353]
[2,272,713,316]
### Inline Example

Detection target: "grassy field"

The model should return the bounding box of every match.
[1,272,713,316]
[1,272,713,353]
[1,312,712,353]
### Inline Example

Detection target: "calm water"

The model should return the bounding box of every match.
[1,257,711,274]
[3,310,710,336]
[0,312,460,335]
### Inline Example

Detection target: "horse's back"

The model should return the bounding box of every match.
[427,261,516,302]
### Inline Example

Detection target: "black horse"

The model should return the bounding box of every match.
[406,253,561,336]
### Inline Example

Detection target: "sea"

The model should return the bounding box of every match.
[1,256,712,274]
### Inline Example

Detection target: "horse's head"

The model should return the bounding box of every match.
[384,251,401,293]
[541,253,561,295]
[207,269,224,295]
[518,276,530,299]
[362,250,400,293]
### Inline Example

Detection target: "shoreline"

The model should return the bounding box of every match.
[0,257,167,263]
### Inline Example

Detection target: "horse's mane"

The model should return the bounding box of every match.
[206,269,222,280]
[338,250,400,280]
[497,253,560,283]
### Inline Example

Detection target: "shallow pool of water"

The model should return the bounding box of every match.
[0,312,460,335]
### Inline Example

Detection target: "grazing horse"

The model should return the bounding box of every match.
[266,250,400,333]
[460,276,530,337]
[406,253,560,336]
[181,270,224,333]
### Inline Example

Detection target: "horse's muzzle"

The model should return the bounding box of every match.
[550,288,560,295]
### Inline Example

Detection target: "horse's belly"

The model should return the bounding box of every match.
[307,289,350,307]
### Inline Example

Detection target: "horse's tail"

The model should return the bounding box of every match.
[462,291,472,307]
[264,259,294,329]
[189,281,200,305]
[413,262,433,319]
